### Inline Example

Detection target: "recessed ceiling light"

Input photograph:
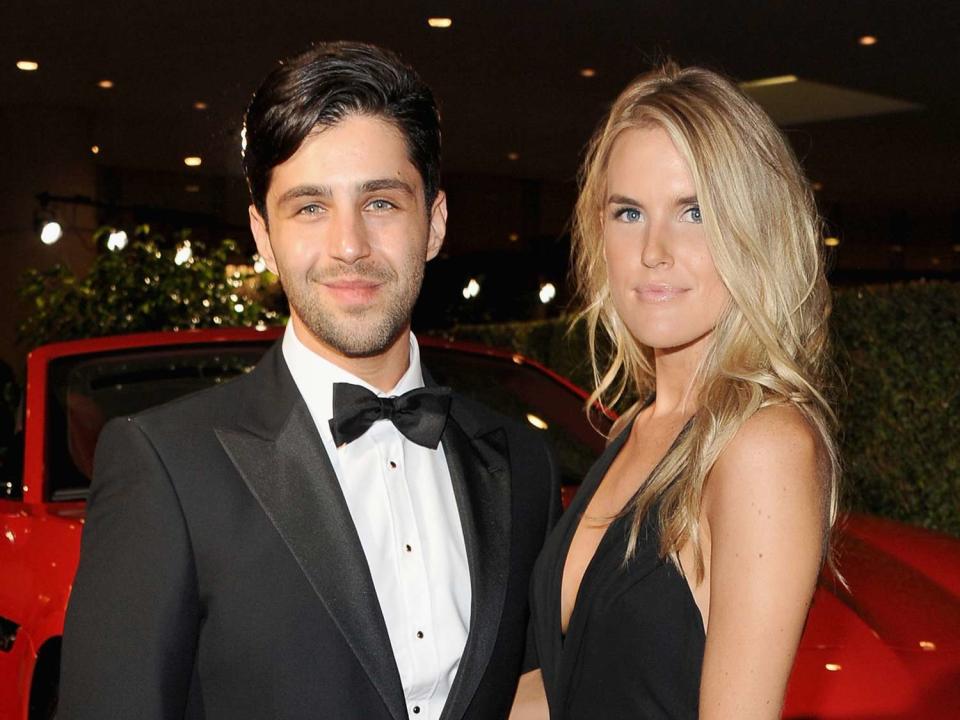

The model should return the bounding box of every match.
[97,79,114,89]
[91,145,100,155]
[185,184,200,193]
[184,156,202,167]
[427,17,452,28]
[858,35,877,46]
[740,74,799,89]
[16,60,39,72]
[931,257,941,266]
[508,232,519,242]
[507,151,519,161]
[824,236,840,247]
[193,101,208,110]
[579,68,597,78]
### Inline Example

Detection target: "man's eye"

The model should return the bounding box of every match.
[367,199,396,211]
[682,206,702,224]
[614,207,642,223]
[298,204,322,215]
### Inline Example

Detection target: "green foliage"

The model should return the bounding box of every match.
[449,282,960,536]
[18,226,283,348]
[832,282,960,537]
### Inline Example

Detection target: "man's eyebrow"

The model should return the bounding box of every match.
[277,185,332,204]
[360,178,415,195]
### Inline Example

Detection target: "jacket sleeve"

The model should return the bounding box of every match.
[59,416,199,720]
[520,437,561,673]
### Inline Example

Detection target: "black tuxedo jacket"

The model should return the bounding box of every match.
[60,342,560,720]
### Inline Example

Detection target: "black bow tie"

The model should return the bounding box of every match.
[329,382,453,449]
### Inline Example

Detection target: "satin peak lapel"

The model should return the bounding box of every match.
[439,413,512,720]
[215,401,407,720]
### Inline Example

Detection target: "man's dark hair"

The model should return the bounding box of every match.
[242,41,441,220]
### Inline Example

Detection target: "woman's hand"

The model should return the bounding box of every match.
[509,669,549,720]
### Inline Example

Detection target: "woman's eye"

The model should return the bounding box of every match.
[681,206,702,223]
[614,207,642,223]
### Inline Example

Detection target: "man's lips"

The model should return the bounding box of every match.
[320,278,384,301]
[633,283,689,302]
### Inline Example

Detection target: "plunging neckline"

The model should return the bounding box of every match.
[556,420,634,643]
[556,411,695,645]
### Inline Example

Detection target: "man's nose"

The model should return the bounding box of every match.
[328,209,371,264]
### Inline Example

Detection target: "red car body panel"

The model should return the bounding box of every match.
[2,328,959,719]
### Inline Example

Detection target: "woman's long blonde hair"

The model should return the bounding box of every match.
[572,62,840,578]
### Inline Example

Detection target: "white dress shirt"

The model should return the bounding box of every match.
[282,324,471,720]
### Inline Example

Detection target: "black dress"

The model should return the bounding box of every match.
[529,422,706,719]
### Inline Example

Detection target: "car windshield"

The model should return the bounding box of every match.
[45,341,609,501]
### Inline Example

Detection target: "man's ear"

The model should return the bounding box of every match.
[425,190,447,262]
[249,205,278,274]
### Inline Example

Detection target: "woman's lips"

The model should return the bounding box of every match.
[634,283,689,302]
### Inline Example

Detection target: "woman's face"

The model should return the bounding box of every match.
[603,125,730,355]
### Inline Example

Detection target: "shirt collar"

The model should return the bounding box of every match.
[281,322,424,424]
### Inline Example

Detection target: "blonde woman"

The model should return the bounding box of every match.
[511,64,839,719]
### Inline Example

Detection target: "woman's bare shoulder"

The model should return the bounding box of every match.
[705,403,825,531]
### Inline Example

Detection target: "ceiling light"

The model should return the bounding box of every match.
[185,184,200,193]
[918,640,937,651]
[891,244,904,253]
[427,17,453,28]
[184,156,202,167]
[507,151,519,161]
[97,79,114,89]
[740,75,799,89]
[811,181,823,191]
[824,663,842,672]
[858,35,877,46]
[174,241,193,265]
[91,145,100,155]
[40,221,63,245]
[193,101,208,110]
[824,237,840,247]
[16,60,39,72]
[539,282,557,304]
[462,277,480,299]
[508,232,519,242]
[106,230,128,251]
[952,244,960,253]
[579,68,597,78]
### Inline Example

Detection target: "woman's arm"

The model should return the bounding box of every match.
[699,405,826,719]
[509,669,549,720]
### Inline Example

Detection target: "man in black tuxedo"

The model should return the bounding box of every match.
[60,42,559,720]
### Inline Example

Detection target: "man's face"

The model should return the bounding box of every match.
[250,114,446,359]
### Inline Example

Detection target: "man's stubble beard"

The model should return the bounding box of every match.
[282,259,425,359]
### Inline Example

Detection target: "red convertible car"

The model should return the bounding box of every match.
[1,328,958,719]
